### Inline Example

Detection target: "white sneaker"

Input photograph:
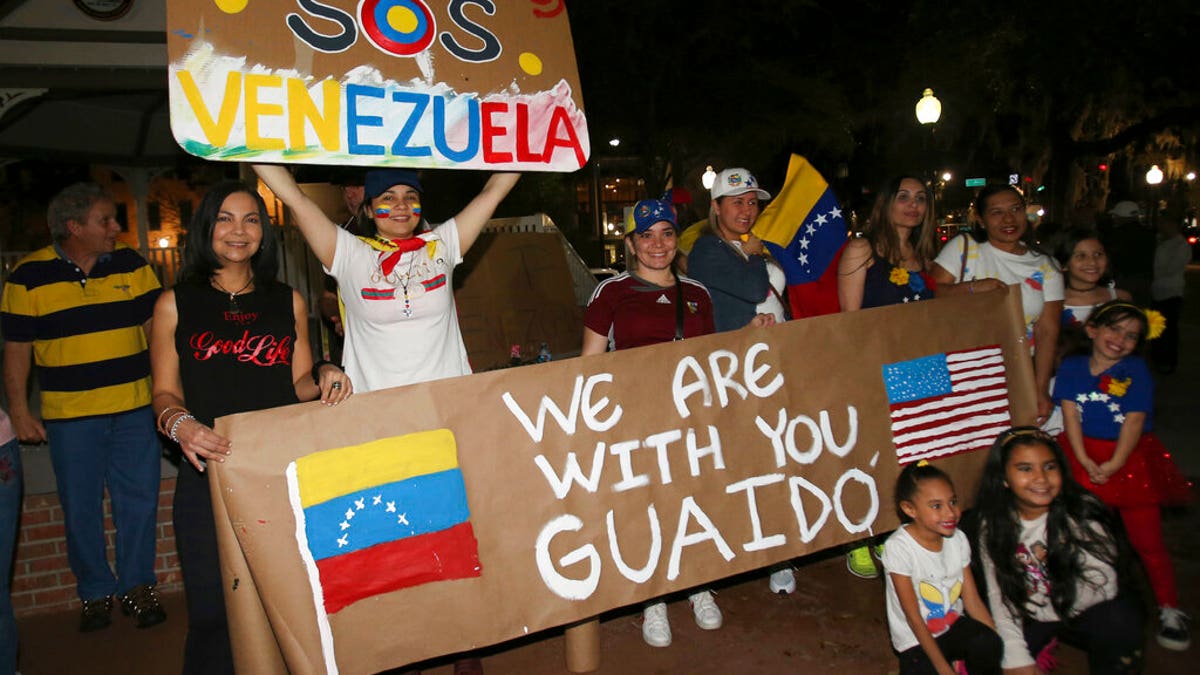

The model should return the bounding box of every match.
[642,602,671,647]
[688,590,722,630]
[768,568,796,595]
[1157,606,1191,651]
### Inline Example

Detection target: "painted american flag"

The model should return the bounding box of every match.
[881,346,1011,464]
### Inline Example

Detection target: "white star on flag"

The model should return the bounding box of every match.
[339,520,350,531]
[814,214,828,225]
[830,207,842,219]
[799,237,810,249]
[345,508,355,520]
[1114,413,1126,423]
[1108,403,1120,412]
[1077,394,1088,403]
[806,224,816,235]
[397,513,409,526]
[372,495,382,505]
[337,534,348,548]
[386,501,396,512]
[354,497,365,510]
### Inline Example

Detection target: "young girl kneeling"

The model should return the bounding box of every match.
[973,427,1144,674]
[883,461,1001,675]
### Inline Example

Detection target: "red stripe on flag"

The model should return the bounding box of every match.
[315,521,482,614]
[787,241,846,318]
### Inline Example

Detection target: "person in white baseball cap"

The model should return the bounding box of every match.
[687,167,786,333]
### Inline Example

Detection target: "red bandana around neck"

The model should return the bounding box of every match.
[377,236,428,276]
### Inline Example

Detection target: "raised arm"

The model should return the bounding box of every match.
[252,164,339,268]
[454,172,520,254]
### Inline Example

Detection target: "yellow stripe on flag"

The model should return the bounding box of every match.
[753,154,828,248]
[678,219,708,255]
[294,429,459,508]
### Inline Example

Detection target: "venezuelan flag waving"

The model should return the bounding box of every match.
[287,429,481,615]
[755,154,848,318]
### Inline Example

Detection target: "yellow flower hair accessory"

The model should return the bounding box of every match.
[916,459,930,467]
[889,267,910,286]
[1145,308,1166,340]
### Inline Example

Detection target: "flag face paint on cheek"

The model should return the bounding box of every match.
[375,206,392,217]
[412,203,421,217]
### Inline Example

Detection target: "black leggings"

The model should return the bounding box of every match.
[1023,596,1144,675]
[897,614,1003,675]
[174,466,235,675]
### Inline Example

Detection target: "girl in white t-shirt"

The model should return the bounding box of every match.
[882,461,1001,675]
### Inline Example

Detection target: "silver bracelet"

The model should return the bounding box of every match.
[169,414,196,443]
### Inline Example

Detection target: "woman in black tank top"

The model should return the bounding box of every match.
[147,182,353,675]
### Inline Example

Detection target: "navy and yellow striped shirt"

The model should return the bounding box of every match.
[1,244,161,420]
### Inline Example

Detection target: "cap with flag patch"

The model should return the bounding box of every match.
[628,199,678,234]
[711,168,771,201]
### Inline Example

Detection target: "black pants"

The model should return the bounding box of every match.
[897,615,1002,675]
[174,466,235,675]
[1024,596,1144,675]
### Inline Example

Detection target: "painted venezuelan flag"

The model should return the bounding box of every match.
[287,429,481,614]
[755,154,849,318]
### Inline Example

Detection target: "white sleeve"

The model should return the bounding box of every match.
[326,225,360,278]
[1041,257,1064,302]
[434,217,464,267]
[933,236,966,282]
[880,530,916,576]
[982,543,1036,669]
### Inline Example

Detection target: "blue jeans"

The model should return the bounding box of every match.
[45,407,161,601]
[1,437,22,675]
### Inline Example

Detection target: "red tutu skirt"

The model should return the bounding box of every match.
[1058,432,1192,507]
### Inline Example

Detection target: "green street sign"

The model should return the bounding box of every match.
[965,178,986,187]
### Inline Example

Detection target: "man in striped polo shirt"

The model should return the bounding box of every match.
[2,183,166,632]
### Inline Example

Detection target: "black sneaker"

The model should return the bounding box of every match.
[120,584,167,629]
[79,596,112,632]
[1157,607,1191,651]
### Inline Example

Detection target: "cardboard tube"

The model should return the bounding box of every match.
[564,619,600,672]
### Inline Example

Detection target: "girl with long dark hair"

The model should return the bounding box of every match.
[969,427,1143,673]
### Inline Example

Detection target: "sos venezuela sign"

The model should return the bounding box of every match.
[165,1,590,171]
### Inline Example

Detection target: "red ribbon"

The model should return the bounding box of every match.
[378,237,428,276]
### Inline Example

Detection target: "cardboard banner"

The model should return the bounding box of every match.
[454,231,583,370]
[165,1,589,171]
[212,288,1034,675]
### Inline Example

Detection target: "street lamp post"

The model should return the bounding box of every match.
[1146,164,1164,229]
[916,88,942,215]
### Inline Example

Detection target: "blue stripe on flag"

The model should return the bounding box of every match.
[303,468,470,561]
[773,187,848,285]
[882,354,953,404]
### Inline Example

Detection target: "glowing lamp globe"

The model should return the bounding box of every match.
[915,88,942,125]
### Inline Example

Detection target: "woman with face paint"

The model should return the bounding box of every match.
[254,165,519,394]
[251,167,518,674]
